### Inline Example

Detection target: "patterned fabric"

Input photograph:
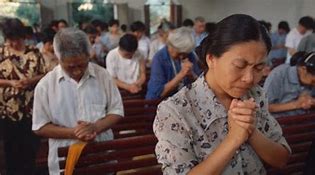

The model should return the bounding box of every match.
[0,44,46,121]
[153,75,291,175]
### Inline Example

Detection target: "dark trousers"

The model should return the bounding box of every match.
[1,117,40,175]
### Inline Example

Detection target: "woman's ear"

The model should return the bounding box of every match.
[206,53,215,69]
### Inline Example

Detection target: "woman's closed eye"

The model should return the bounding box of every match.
[233,61,247,69]
[254,63,266,71]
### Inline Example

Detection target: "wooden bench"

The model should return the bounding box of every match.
[58,134,162,175]
[113,99,160,138]
[35,99,160,174]
[268,112,315,174]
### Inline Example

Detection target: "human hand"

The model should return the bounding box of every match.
[228,98,257,144]
[179,59,193,78]
[74,121,97,142]
[295,92,314,110]
[10,79,30,89]
[128,83,142,94]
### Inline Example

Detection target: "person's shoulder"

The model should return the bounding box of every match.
[90,62,112,79]
[36,65,60,88]
[272,64,291,74]
[159,85,192,111]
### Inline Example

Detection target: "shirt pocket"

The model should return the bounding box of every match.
[82,103,106,122]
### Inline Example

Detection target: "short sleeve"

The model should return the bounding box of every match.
[104,71,124,117]
[153,102,198,175]
[146,54,168,100]
[259,92,292,154]
[32,81,52,131]
[285,31,295,49]
[105,50,118,78]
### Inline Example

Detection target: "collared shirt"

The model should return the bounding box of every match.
[138,35,151,60]
[154,75,291,175]
[263,64,314,117]
[268,32,287,63]
[145,46,202,100]
[0,44,46,121]
[32,63,124,175]
[193,31,207,47]
[106,47,143,84]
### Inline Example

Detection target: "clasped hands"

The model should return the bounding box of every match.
[73,121,97,142]
[228,98,257,144]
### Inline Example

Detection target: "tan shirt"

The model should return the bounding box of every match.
[0,44,45,121]
[154,75,291,175]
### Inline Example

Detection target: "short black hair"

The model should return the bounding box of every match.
[299,16,314,30]
[290,51,307,66]
[278,21,290,33]
[0,18,26,40]
[182,18,194,27]
[120,24,127,32]
[297,52,315,75]
[108,19,119,27]
[83,25,98,35]
[41,28,56,44]
[119,34,138,52]
[130,21,146,32]
[58,19,68,27]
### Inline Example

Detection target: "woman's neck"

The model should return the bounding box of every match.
[205,71,233,109]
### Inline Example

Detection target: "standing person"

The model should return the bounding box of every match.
[146,27,202,100]
[0,18,46,175]
[154,14,290,175]
[106,34,146,94]
[32,28,124,175]
[285,16,314,63]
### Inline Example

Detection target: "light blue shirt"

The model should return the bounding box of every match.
[263,64,314,117]
[268,32,287,64]
[193,31,207,47]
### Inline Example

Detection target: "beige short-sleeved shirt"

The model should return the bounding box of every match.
[32,63,124,175]
[153,75,291,175]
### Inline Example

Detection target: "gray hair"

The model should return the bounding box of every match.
[195,16,205,23]
[53,27,91,60]
[167,27,195,53]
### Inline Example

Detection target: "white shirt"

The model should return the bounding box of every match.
[148,38,165,64]
[285,28,310,63]
[106,47,143,84]
[32,63,124,175]
[138,35,151,60]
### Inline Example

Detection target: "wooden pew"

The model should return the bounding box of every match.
[35,99,160,174]
[113,99,160,138]
[268,113,315,174]
[58,134,162,175]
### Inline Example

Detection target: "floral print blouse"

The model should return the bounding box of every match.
[0,44,46,121]
[153,75,291,175]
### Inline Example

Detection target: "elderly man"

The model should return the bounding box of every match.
[193,16,207,47]
[32,28,124,175]
[146,27,202,100]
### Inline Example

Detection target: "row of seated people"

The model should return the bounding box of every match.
[34,15,315,175]
[2,14,315,175]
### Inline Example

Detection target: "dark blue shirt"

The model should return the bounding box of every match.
[146,46,202,100]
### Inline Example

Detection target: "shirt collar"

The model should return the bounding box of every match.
[192,75,261,131]
[57,62,96,83]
